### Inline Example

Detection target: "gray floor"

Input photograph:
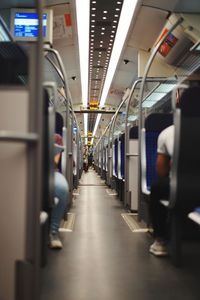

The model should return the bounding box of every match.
[40,169,200,300]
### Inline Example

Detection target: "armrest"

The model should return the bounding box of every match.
[160,200,169,207]
[188,211,200,225]
[141,128,150,195]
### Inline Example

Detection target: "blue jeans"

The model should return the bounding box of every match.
[50,171,69,233]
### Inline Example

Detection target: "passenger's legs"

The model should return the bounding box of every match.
[149,177,170,256]
[49,171,69,249]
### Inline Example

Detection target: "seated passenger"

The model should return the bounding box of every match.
[149,92,182,256]
[149,125,173,256]
[49,134,69,249]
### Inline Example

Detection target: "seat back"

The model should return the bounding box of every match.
[42,89,55,211]
[129,126,138,139]
[170,86,200,209]
[113,138,118,176]
[141,113,173,193]
[119,133,125,179]
[55,112,63,135]
[55,112,64,172]
[128,126,139,210]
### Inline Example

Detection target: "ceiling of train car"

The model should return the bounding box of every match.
[2,0,200,144]
[87,0,124,138]
[142,0,200,13]
[49,0,139,143]
[0,0,36,9]
[175,0,200,12]
[0,0,70,9]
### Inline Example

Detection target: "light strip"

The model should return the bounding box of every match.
[84,113,88,145]
[91,113,102,144]
[93,0,138,138]
[99,0,138,107]
[76,0,89,145]
[76,0,89,106]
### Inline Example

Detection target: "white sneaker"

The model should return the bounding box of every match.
[149,240,168,256]
[49,232,63,249]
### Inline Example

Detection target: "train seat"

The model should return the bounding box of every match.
[128,126,138,211]
[161,86,200,266]
[141,113,173,195]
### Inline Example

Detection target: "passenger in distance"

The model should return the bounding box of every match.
[49,133,69,249]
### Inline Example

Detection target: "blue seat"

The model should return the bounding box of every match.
[141,113,173,194]
[120,133,125,179]
[129,126,138,139]
[55,112,64,135]
[114,138,118,177]
[165,86,200,266]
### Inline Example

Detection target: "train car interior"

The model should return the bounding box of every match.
[1,0,200,299]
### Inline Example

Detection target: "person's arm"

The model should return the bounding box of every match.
[54,153,61,167]
[156,153,170,177]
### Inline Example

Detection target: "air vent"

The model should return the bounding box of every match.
[94,47,107,51]
[96,21,112,26]
[93,65,104,68]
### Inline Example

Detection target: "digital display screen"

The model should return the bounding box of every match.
[14,12,47,38]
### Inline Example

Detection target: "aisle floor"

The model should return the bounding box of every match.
[41,169,200,300]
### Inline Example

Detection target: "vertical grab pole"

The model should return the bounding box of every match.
[124,79,142,208]
[137,17,183,219]
[23,0,45,299]
[107,120,113,186]
[32,0,44,298]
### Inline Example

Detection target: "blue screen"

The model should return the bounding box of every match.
[14,12,47,38]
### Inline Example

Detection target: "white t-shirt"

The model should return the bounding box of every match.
[157,125,174,157]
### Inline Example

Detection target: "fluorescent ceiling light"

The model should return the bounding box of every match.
[145,92,166,102]
[91,114,102,144]
[142,82,176,108]
[155,83,176,93]
[128,115,137,121]
[99,0,138,107]
[75,0,89,107]
[93,0,138,137]
[114,130,122,136]
[142,101,157,108]
[142,92,166,108]
[84,113,88,145]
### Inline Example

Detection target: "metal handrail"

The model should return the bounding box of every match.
[0,131,38,143]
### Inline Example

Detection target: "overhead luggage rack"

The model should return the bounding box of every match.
[0,41,27,59]
[0,42,28,84]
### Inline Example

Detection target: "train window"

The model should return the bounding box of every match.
[0,24,10,41]
[0,17,11,41]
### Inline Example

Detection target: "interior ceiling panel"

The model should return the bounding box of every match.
[87,0,124,135]
[47,0,70,6]
[174,0,200,12]
[6,0,198,142]
[142,0,179,12]
[0,0,35,9]
[0,0,71,8]
[52,2,81,107]
[128,6,169,51]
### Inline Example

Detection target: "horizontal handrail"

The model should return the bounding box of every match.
[0,131,38,143]
[126,153,138,157]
